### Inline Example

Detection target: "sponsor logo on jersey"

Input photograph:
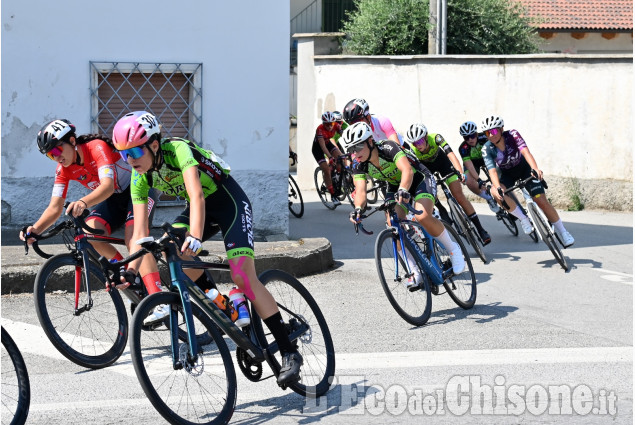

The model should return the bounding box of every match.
[226,242,236,249]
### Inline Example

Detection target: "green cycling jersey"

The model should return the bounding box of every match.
[131,137,231,204]
[406,133,452,162]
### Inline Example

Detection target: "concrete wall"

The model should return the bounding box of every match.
[538,32,633,54]
[1,0,289,237]
[295,34,633,211]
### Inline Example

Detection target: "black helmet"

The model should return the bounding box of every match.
[36,119,76,154]
[343,98,369,123]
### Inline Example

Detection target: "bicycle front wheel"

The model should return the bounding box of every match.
[251,270,335,398]
[365,175,379,204]
[527,203,569,271]
[314,167,336,210]
[129,292,237,425]
[435,223,477,309]
[33,253,128,369]
[498,211,519,236]
[375,228,432,326]
[288,175,304,218]
[1,327,30,425]
[448,198,487,263]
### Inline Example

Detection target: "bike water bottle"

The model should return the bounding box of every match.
[205,289,238,321]
[228,287,250,327]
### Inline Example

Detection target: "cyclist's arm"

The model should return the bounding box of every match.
[22,196,65,240]
[445,151,464,176]
[395,155,414,192]
[463,159,480,182]
[182,165,205,243]
[519,148,543,180]
[66,177,114,217]
[352,175,368,210]
[317,136,332,158]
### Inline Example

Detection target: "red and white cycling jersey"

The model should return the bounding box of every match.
[52,139,132,198]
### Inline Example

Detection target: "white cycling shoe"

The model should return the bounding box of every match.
[143,304,170,325]
[556,229,575,248]
[486,198,500,213]
[449,242,466,274]
[520,217,534,234]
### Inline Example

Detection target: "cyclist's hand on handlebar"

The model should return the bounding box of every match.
[349,207,363,224]
[19,225,38,244]
[491,186,504,202]
[181,236,203,256]
[532,169,544,181]
[66,200,88,218]
[113,269,138,291]
[477,178,485,189]
[395,188,411,205]
[328,157,336,167]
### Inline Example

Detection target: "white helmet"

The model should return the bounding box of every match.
[340,122,373,152]
[459,121,478,136]
[405,123,428,143]
[480,115,504,132]
[321,111,336,124]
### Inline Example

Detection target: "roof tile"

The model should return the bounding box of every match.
[515,0,633,30]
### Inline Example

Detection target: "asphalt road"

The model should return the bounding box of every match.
[1,187,632,424]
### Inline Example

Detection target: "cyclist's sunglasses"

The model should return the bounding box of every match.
[412,138,427,147]
[347,142,367,154]
[485,129,500,137]
[45,144,64,160]
[119,145,146,161]
[463,133,477,141]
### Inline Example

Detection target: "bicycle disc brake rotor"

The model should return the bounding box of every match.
[236,347,263,382]
[288,316,312,344]
[179,343,204,377]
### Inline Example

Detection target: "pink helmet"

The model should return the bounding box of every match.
[112,111,161,150]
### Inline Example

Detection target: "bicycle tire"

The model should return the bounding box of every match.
[434,222,477,309]
[374,228,432,326]
[1,327,30,425]
[527,203,569,271]
[314,167,336,210]
[365,175,379,205]
[33,253,128,369]
[448,198,487,263]
[342,170,356,206]
[129,292,237,425]
[250,269,335,397]
[288,175,304,218]
[498,211,519,236]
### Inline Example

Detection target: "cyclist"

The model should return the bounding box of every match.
[342,122,466,288]
[457,121,500,213]
[19,119,162,295]
[480,115,574,247]
[342,98,404,146]
[112,111,303,385]
[404,123,491,245]
[331,110,348,153]
[311,111,344,206]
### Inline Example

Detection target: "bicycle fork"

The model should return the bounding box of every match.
[74,250,94,316]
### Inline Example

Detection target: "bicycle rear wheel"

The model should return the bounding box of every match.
[314,167,336,210]
[498,211,519,236]
[375,228,432,326]
[434,223,477,309]
[33,253,128,369]
[527,203,569,271]
[1,327,30,425]
[250,270,335,397]
[288,175,304,218]
[129,292,237,425]
[448,198,487,263]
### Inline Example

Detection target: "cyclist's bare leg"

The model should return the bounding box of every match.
[534,194,560,223]
[319,161,333,188]
[465,175,483,197]
[489,184,519,211]
[412,197,445,237]
[449,179,476,215]
[229,256,279,318]
[331,147,344,173]
[85,218,120,259]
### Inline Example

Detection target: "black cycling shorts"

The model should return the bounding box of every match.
[499,158,545,197]
[385,172,437,204]
[86,187,158,235]
[312,140,340,164]
[172,175,255,260]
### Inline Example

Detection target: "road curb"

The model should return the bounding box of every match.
[0,237,334,295]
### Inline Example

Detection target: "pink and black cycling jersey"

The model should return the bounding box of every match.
[52,139,132,199]
[481,129,528,171]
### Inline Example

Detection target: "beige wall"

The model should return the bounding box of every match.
[538,32,633,54]
[295,34,633,210]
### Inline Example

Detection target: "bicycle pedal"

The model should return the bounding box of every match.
[431,284,439,295]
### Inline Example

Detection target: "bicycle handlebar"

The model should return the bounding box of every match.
[352,199,423,236]
[490,169,547,210]
[22,204,104,258]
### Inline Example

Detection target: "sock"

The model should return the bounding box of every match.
[112,252,124,262]
[479,190,493,201]
[142,271,163,295]
[433,228,456,252]
[552,219,566,234]
[263,312,295,355]
[327,185,335,195]
[194,273,214,291]
[510,206,528,220]
[468,213,485,232]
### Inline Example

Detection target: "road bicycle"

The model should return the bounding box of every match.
[497,171,569,271]
[288,152,304,218]
[435,171,488,264]
[314,154,379,209]
[101,223,335,425]
[1,326,30,425]
[478,165,519,237]
[23,209,211,369]
[354,200,476,326]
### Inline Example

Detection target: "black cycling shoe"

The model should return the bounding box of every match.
[277,351,303,386]
[479,229,492,246]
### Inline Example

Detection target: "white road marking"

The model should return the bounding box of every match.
[586,267,633,285]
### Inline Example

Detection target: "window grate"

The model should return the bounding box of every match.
[89,62,203,205]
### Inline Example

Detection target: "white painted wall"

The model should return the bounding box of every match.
[1,0,290,235]
[295,35,633,210]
